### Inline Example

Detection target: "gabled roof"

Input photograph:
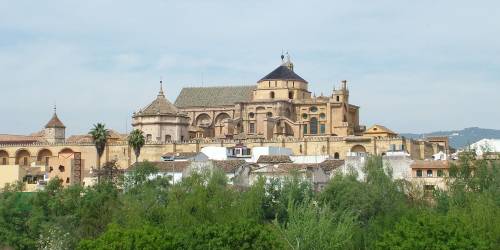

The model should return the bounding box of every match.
[162,152,199,159]
[258,64,307,83]
[277,163,317,171]
[0,134,45,144]
[319,160,345,172]
[174,86,255,108]
[364,125,397,135]
[212,160,247,173]
[257,155,293,164]
[45,113,66,128]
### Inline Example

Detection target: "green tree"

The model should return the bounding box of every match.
[128,129,145,164]
[376,211,490,250]
[277,200,356,250]
[89,123,110,183]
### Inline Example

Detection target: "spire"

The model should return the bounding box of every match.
[158,78,165,97]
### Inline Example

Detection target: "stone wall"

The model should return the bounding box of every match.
[0,136,440,184]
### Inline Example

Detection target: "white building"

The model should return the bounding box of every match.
[468,139,500,156]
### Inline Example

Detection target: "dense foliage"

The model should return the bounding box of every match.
[0,156,498,249]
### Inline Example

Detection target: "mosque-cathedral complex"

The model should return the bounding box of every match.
[0,55,447,187]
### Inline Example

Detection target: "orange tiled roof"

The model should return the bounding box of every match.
[0,134,46,144]
[411,160,449,169]
[45,113,66,128]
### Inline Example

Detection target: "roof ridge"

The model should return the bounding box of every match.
[180,85,256,89]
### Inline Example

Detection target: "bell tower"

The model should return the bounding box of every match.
[333,80,349,103]
[44,106,66,143]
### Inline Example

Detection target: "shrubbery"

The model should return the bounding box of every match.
[0,157,498,249]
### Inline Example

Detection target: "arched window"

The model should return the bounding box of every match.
[146,134,152,141]
[336,96,340,102]
[416,170,422,177]
[249,112,255,119]
[0,150,8,165]
[310,118,318,135]
[427,170,433,177]
[310,106,318,112]
[320,124,326,134]
[334,152,340,159]
[266,112,273,118]
[165,135,172,142]
[289,91,294,99]
[270,91,275,99]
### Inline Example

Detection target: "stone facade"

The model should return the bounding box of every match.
[0,55,448,187]
[174,56,363,140]
[132,82,190,142]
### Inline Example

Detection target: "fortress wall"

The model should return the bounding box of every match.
[0,137,436,177]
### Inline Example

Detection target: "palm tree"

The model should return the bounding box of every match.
[128,129,145,164]
[89,123,110,183]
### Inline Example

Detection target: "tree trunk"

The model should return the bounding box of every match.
[97,154,101,184]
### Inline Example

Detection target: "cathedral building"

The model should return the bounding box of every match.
[0,55,448,189]
[170,55,364,141]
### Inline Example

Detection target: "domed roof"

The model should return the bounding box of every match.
[137,82,180,115]
[258,56,307,83]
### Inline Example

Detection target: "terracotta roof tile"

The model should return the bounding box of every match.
[137,90,180,115]
[257,155,293,164]
[411,160,449,169]
[212,160,247,173]
[45,113,66,128]
[0,134,45,144]
[319,160,345,172]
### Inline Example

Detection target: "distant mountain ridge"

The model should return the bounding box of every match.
[401,127,500,149]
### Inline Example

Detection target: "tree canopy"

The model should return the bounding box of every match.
[0,156,498,249]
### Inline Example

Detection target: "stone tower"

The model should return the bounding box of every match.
[44,108,66,143]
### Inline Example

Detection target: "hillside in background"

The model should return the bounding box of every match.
[401,127,500,149]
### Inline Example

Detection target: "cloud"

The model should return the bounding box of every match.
[0,0,499,136]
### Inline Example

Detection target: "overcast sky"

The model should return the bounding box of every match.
[1,0,499,136]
